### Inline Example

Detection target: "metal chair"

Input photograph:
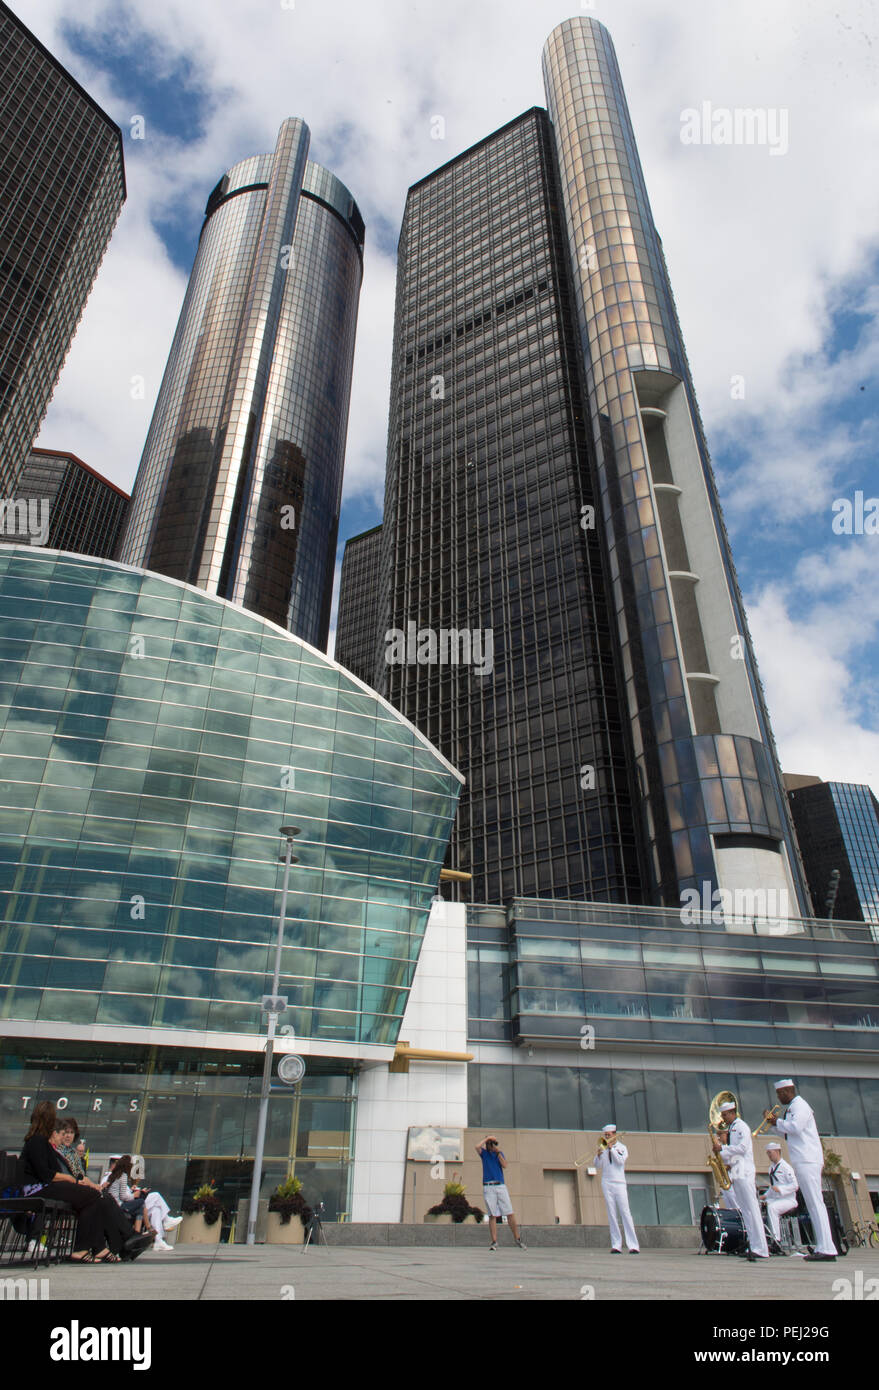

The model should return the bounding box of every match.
[0,1152,77,1267]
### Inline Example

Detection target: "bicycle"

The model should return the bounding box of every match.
[843,1219,879,1249]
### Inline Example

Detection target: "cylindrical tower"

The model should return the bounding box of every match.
[542,17,807,915]
[117,119,364,648]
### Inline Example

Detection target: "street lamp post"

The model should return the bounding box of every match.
[246,825,300,1246]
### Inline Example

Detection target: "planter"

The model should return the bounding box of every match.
[266,1211,305,1244]
[178,1212,222,1245]
[424,1213,454,1225]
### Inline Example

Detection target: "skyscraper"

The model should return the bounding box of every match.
[354,16,806,911]
[336,523,383,686]
[117,119,364,649]
[0,2,126,493]
[2,447,129,557]
[374,105,644,905]
[786,775,879,928]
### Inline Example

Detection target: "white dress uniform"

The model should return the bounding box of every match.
[773,1095,836,1256]
[719,1117,769,1258]
[596,1141,639,1252]
[763,1156,798,1241]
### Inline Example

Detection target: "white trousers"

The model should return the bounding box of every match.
[795,1164,836,1256]
[765,1192,798,1241]
[602,1182,639,1251]
[144,1192,170,1233]
[729,1176,768,1257]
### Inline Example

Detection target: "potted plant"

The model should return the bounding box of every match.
[179,1180,227,1244]
[266,1175,312,1245]
[822,1141,850,1180]
[425,1175,485,1225]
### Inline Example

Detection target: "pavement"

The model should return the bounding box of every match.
[6,1243,878,1300]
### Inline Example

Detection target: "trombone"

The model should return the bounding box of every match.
[753,1104,782,1138]
[598,1131,626,1150]
[573,1132,626,1167]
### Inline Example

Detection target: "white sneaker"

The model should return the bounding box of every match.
[163,1215,183,1230]
[153,1238,174,1251]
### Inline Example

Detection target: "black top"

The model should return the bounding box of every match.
[21,1134,74,1187]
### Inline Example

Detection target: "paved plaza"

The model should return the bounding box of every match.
[8,1245,878,1301]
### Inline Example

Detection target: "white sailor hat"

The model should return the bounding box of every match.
[774,1078,794,1088]
[719,1100,736,1111]
[602,1124,617,1132]
[766,1141,782,1150]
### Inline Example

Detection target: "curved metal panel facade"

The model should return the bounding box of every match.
[117,120,363,649]
[542,17,806,910]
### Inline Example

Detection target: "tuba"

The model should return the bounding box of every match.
[707,1090,737,1192]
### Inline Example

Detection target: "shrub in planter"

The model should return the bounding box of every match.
[182,1179,228,1227]
[267,1175,312,1229]
[426,1176,484,1225]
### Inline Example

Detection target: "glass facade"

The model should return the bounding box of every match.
[542,18,806,908]
[0,4,126,493]
[117,124,364,649]
[374,108,644,904]
[0,1040,356,1220]
[2,449,129,558]
[467,899,879,1051]
[788,779,879,929]
[335,524,384,688]
[0,548,462,1047]
[468,1062,879,1140]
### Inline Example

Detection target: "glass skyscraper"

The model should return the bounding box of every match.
[0,2,126,494]
[349,17,806,911]
[787,776,879,929]
[336,524,384,687]
[117,119,364,649]
[3,448,129,557]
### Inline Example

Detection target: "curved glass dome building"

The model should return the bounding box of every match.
[0,547,461,1216]
[0,546,461,1046]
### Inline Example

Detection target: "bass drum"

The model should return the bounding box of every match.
[701,1204,748,1255]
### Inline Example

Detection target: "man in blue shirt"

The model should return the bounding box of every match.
[476,1135,527,1252]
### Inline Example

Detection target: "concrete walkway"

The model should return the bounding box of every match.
[8,1244,877,1300]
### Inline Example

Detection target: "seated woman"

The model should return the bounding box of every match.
[55,1117,88,1181]
[102,1156,147,1232]
[20,1102,153,1264]
[102,1155,182,1250]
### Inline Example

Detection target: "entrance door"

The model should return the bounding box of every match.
[547,1170,579,1225]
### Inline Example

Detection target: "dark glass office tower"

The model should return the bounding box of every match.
[364,17,808,912]
[336,524,383,685]
[786,776,879,928]
[3,448,129,557]
[0,2,126,494]
[117,120,364,648]
[375,108,645,904]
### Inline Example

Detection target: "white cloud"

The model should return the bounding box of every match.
[749,547,879,787]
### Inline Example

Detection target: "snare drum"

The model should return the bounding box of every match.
[700,1203,748,1255]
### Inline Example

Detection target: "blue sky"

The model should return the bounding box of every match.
[21,0,879,788]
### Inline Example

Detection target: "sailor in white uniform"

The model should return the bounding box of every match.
[713,1099,769,1260]
[596,1124,640,1254]
[764,1079,837,1261]
[762,1141,799,1243]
